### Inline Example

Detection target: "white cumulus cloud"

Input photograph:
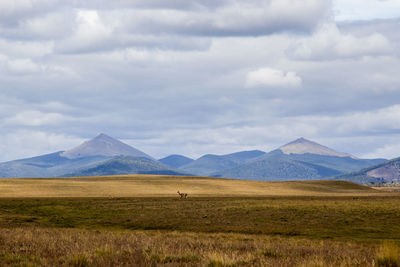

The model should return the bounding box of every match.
[245,68,302,88]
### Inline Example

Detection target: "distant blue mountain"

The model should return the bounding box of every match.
[176,138,386,182]
[216,150,385,181]
[158,155,194,168]
[213,139,386,181]
[179,150,266,176]
[0,135,389,182]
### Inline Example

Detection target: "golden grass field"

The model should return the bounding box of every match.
[1,175,400,266]
[0,227,386,266]
[0,175,387,197]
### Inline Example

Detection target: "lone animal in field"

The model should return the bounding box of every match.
[177,191,188,199]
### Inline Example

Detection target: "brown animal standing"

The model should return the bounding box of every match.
[177,191,188,199]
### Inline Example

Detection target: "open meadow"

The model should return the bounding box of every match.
[1,175,400,266]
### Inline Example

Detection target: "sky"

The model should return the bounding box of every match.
[0,0,400,162]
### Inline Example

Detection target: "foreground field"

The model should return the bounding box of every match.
[1,176,399,266]
[0,175,383,197]
[0,228,384,266]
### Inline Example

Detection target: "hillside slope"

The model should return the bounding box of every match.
[64,156,188,177]
[0,152,110,178]
[335,157,400,184]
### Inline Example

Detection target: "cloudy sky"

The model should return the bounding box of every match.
[0,0,399,162]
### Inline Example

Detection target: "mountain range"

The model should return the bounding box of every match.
[171,138,385,181]
[0,134,395,184]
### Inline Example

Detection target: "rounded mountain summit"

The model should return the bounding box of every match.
[60,133,154,160]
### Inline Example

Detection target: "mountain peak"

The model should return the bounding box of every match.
[279,138,357,159]
[96,133,109,138]
[61,134,154,160]
[93,133,116,141]
[289,137,309,144]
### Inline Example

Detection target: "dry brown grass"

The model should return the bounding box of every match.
[0,227,380,266]
[0,175,386,198]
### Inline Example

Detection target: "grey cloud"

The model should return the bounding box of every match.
[286,23,393,61]
[0,0,332,55]
[118,1,332,37]
[339,18,400,56]
[0,0,62,27]
[71,0,230,10]
[0,10,76,41]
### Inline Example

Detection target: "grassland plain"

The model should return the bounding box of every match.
[0,175,400,266]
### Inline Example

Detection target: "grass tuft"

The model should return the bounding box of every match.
[261,249,283,258]
[376,242,400,267]
[207,260,236,267]
[68,254,91,267]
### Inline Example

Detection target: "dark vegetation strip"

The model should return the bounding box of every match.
[1,196,400,241]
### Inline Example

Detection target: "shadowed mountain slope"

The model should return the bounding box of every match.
[179,150,266,176]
